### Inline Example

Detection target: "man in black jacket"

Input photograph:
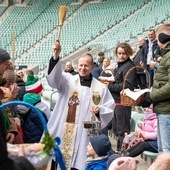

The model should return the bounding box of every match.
[64,61,78,75]
[140,29,158,86]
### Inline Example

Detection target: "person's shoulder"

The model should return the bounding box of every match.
[125,58,135,67]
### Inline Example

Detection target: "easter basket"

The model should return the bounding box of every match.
[0,101,66,170]
[120,66,150,106]
[99,69,115,83]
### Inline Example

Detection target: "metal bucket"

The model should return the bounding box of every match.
[83,121,101,136]
[83,121,101,130]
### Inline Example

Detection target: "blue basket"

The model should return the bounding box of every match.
[0,101,66,170]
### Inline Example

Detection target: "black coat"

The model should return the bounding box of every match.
[15,80,26,101]
[133,46,145,74]
[64,68,78,75]
[108,58,137,102]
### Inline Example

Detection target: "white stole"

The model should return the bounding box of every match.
[61,75,103,169]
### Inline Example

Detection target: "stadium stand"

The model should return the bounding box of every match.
[1,0,169,73]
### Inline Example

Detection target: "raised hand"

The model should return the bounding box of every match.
[52,39,61,60]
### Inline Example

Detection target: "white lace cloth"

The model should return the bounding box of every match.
[7,143,52,168]
[120,88,150,101]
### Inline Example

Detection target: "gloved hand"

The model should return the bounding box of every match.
[139,92,152,108]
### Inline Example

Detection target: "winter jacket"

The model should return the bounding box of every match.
[15,80,26,101]
[85,157,108,170]
[91,62,102,80]
[64,68,78,75]
[17,93,48,143]
[150,45,170,114]
[140,39,158,68]
[133,46,145,74]
[108,58,136,102]
[139,112,157,140]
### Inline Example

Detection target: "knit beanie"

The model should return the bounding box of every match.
[0,48,10,64]
[108,157,139,170]
[23,93,41,105]
[25,74,43,94]
[158,33,170,44]
[90,134,111,156]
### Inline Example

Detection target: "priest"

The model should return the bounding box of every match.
[45,39,115,170]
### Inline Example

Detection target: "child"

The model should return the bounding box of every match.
[85,134,111,170]
[16,74,51,143]
[122,104,158,157]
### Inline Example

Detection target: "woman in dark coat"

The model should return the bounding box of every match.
[107,43,137,152]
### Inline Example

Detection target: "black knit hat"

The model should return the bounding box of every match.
[158,33,170,44]
[0,48,10,64]
[90,134,111,156]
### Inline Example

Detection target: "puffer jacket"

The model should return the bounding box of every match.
[151,45,170,114]
[17,93,47,143]
[139,112,157,140]
[85,157,108,170]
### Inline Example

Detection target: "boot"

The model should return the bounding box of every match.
[117,136,124,152]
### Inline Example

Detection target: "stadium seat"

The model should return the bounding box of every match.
[142,151,159,164]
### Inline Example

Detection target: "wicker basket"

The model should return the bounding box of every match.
[99,69,114,83]
[120,66,150,106]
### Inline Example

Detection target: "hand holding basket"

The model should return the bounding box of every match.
[99,69,115,84]
[120,66,150,106]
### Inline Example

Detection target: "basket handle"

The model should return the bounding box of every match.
[100,69,114,76]
[122,65,150,91]
[0,101,47,131]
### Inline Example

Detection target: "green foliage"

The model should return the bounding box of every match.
[42,131,54,156]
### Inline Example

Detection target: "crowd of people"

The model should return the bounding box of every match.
[1,23,170,170]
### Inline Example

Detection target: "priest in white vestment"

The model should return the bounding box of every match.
[45,40,115,170]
